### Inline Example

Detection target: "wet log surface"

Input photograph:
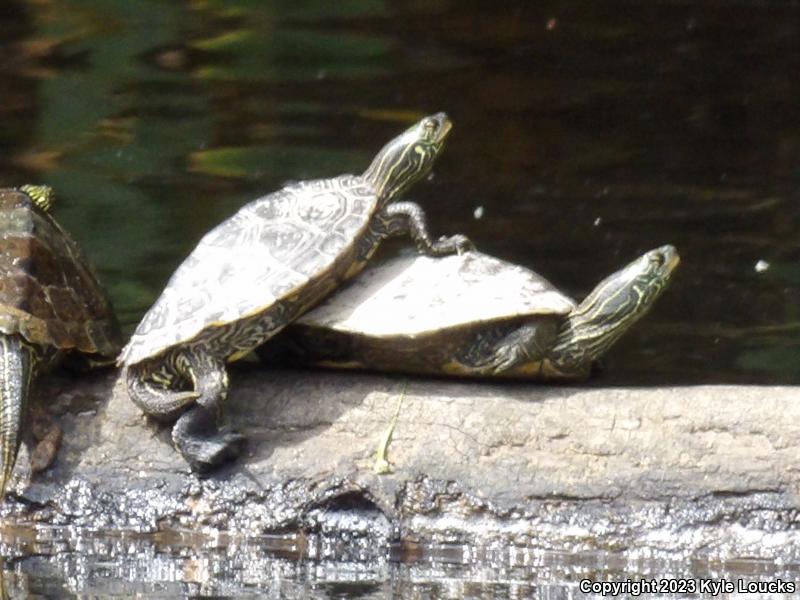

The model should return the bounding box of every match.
[1,365,799,563]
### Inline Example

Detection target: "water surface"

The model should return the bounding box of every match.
[1,529,797,598]
[1,1,798,384]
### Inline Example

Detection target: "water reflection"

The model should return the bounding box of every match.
[1,531,798,598]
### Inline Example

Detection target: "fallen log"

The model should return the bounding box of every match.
[1,365,798,563]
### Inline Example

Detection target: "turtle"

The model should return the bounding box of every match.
[257,246,679,379]
[0,185,120,498]
[119,112,472,472]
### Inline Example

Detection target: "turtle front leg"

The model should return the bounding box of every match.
[455,323,550,376]
[170,350,246,473]
[381,201,474,256]
[0,335,36,499]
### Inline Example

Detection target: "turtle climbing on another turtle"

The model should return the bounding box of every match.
[0,186,120,498]
[259,246,679,380]
[119,112,472,472]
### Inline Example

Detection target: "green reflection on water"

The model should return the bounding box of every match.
[29,1,211,327]
[193,28,391,82]
[194,0,388,21]
[192,0,392,82]
[24,0,387,330]
[190,145,368,180]
[2,0,797,383]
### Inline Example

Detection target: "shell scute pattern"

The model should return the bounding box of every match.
[121,175,378,365]
[0,272,28,312]
[46,285,84,323]
[298,251,578,337]
[0,189,119,356]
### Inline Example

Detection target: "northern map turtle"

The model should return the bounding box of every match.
[259,246,679,379]
[119,113,472,471]
[0,186,120,497]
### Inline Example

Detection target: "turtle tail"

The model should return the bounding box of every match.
[0,335,35,499]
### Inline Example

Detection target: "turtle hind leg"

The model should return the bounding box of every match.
[0,335,36,499]
[170,351,246,473]
[126,363,198,422]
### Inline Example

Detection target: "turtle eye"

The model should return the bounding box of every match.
[422,118,438,139]
[650,252,666,268]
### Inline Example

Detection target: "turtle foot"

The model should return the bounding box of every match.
[175,428,247,474]
[171,405,247,473]
[433,234,474,256]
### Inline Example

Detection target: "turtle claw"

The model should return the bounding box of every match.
[454,235,475,255]
[488,344,527,375]
[435,234,474,256]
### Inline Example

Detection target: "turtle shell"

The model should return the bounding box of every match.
[294,250,576,337]
[120,175,378,366]
[0,189,120,356]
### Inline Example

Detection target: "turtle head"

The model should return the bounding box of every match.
[363,112,452,204]
[19,185,55,212]
[551,245,680,370]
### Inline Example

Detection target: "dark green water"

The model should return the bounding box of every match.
[0,2,799,593]
[0,1,798,384]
